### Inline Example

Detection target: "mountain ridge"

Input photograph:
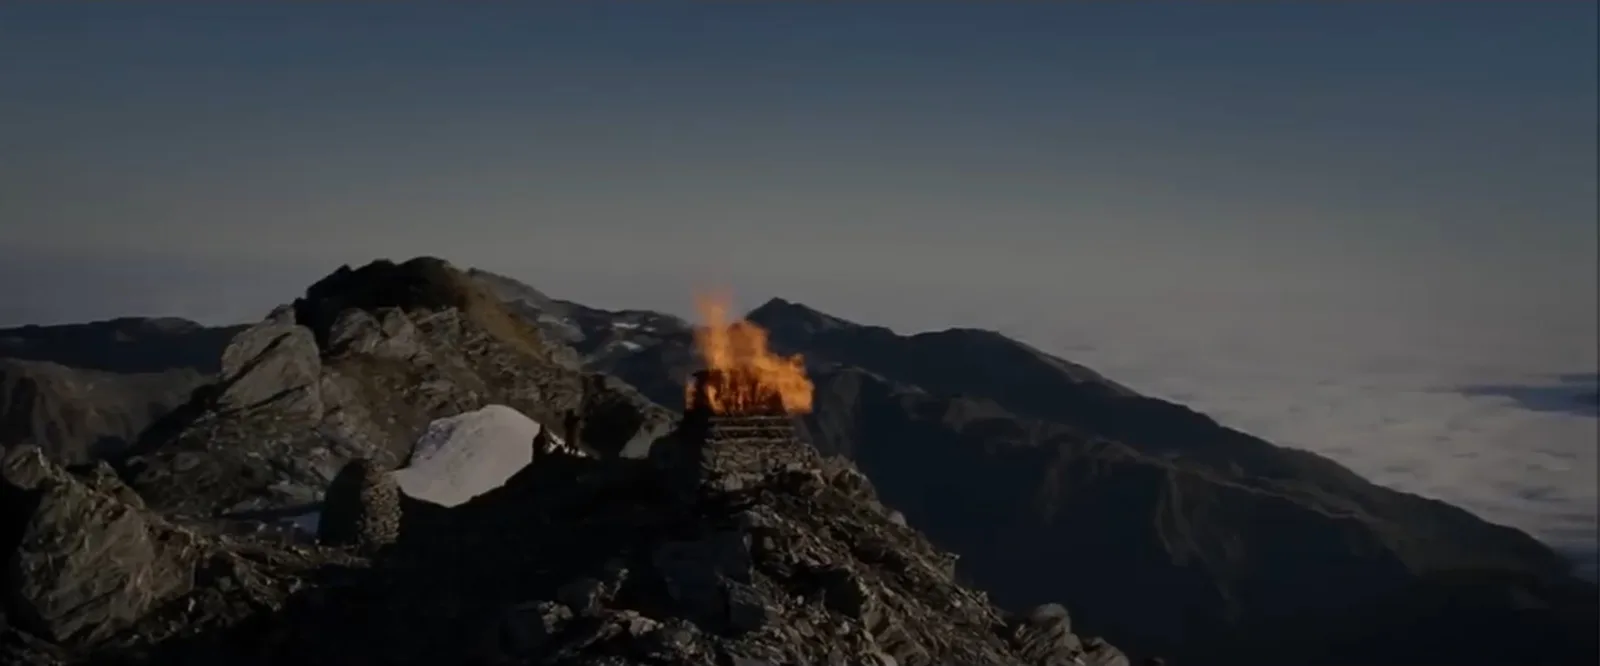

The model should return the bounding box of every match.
[1,262,1592,664]
[469,270,1593,665]
[1,257,1131,666]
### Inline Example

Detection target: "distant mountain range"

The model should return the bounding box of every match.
[1,259,1592,666]
[0,319,245,464]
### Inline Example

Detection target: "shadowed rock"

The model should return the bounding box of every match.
[1,446,197,645]
[317,458,400,554]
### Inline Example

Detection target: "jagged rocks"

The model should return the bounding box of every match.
[3,259,1132,666]
[650,531,759,632]
[816,567,878,623]
[119,308,342,517]
[324,307,426,361]
[214,305,323,419]
[124,258,674,519]
[318,458,401,553]
[578,374,674,459]
[1082,637,1132,666]
[0,447,197,645]
[1007,603,1084,665]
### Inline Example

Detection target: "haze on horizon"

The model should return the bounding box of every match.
[1,4,1596,568]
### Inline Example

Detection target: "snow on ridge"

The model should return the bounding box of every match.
[391,404,539,507]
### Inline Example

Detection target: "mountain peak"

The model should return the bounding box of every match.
[746,297,855,335]
[292,257,552,357]
[464,267,562,311]
[297,257,481,319]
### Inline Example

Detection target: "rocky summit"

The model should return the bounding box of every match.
[1,258,1130,666]
[114,258,673,520]
[475,271,1599,666]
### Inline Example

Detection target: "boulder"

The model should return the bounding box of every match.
[0,447,195,644]
[579,374,675,459]
[215,306,323,419]
[390,404,540,508]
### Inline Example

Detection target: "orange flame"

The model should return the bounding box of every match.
[686,292,814,415]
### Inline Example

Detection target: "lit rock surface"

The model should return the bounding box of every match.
[391,404,539,507]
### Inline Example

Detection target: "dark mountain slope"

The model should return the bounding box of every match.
[465,276,1594,665]
[468,268,691,368]
[1207,567,1600,665]
[0,318,242,465]
[798,367,1597,664]
[0,359,208,464]
[743,298,1565,575]
[0,317,245,374]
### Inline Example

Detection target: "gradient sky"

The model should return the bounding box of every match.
[0,3,1594,331]
[2,3,1597,561]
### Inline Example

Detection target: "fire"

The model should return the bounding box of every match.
[685,292,814,415]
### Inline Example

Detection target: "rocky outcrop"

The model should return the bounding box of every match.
[116,258,674,520]
[4,373,1124,665]
[578,374,675,459]
[2,445,367,666]
[0,446,197,645]
[296,406,1115,665]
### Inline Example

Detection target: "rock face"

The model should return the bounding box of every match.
[1,444,362,666]
[0,446,196,645]
[115,258,674,521]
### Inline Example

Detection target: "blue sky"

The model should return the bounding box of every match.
[1,4,1596,558]
[1,3,1594,321]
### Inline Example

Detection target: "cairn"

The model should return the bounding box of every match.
[318,457,402,553]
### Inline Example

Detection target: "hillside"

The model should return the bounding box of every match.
[0,257,1126,666]
[0,359,208,464]
[468,270,1596,665]
[0,318,243,464]
[2,263,1590,664]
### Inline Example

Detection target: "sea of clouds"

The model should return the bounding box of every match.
[683,270,1600,578]
[986,288,1599,578]
[745,267,1597,578]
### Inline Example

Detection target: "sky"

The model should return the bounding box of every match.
[1,4,1596,567]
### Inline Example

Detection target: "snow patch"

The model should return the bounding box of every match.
[612,321,641,330]
[391,404,539,507]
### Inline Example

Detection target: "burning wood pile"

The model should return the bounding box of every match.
[683,293,813,418]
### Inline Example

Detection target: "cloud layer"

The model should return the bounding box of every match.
[984,290,1599,578]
